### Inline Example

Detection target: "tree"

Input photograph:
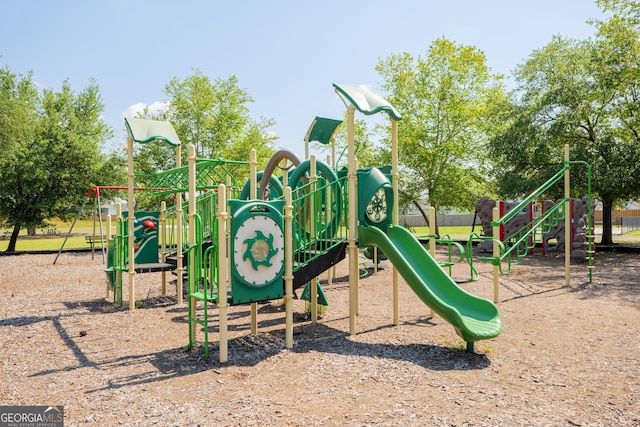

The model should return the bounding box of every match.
[133,69,277,209]
[0,72,114,252]
[0,68,39,248]
[489,0,640,244]
[164,68,276,161]
[376,38,508,234]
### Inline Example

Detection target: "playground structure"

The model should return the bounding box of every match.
[473,151,595,297]
[53,185,171,266]
[475,195,592,260]
[413,150,595,299]
[102,83,593,362]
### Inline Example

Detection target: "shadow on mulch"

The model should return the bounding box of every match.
[197,322,491,372]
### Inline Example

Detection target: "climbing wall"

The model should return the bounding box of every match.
[475,197,531,252]
[475,196,591,259]
[541,196,591,259]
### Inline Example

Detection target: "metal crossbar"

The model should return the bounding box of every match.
[492,167,569,227]
[143,158,248,195]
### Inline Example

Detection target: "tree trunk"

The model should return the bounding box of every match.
[412,200,430,228]
[6,225,21,252]
[413,200,439,236]
[601,198,614,245]
[27,226,36,236]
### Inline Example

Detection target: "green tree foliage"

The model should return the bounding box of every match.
[0,68,114,252]
[0,68,38,160]
[489,0,640,244]
[376,38,507,233]
[166,69,276,164]
[132,69,276,209]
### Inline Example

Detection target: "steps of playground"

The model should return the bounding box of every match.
[134,262,176,273]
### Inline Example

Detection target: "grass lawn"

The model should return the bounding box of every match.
[0,218,109,252]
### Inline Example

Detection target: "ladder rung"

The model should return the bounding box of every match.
[190,291,216,301]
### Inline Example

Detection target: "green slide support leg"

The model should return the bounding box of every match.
[466,341,475,354]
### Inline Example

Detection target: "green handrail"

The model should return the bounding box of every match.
[491,166,569,227]
[143,158,248,195]
[289,176,348,271]
[419,234,466,279]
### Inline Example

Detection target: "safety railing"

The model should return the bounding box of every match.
[483,165,573,274]
[290,176,348,272]
[482,200,567,274]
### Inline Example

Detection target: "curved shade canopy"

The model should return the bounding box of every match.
[304,116,343,145]
[333,83,402,121]
[125,117,181,146]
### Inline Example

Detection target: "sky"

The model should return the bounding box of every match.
[1,1,607,158]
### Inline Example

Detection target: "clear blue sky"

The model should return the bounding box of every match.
[1,1,605,157]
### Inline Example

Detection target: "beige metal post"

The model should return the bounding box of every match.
[347,105,359,335]
[175,145,183,305]
[353,157,359,315]
[127,136,136,310]
[284,187,294,349]
[492,204,500,303]
[188,145,197,346]
[310,155,318,323]
[564,144,571,287]
[391,119,400,326]
[217,183,229,362]
[160,201,167,296]
[249,149,258,335]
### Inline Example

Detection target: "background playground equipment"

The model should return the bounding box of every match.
[397,147,596,302]
[104,208,176,305]
[53,185,164,264]
[540,197,591,258]
[475,196,592,260]
[470,149,594,303]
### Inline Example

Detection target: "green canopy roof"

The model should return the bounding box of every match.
[333,83,402,121]
[304,116,343,145]
[125,117,181,146]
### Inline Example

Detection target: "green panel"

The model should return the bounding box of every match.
[288,159,343,240]
[304,116,343,144]
[357,167,393,230]
[125,117,181,146]
[229,200,285,304]
[104,239,116,289]
[358,224,502,343]
[333,83,402,121]
[123,211,161,264]
[300,278,329,306]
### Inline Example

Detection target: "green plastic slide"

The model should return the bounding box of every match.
[358,225,502,347]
